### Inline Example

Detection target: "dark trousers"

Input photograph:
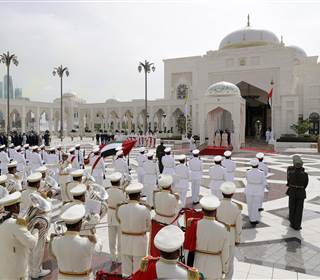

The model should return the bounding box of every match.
[289,195,304,229]
[158,161,164,174]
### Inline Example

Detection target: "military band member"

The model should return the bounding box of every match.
[286,155,309,230]
[56,145,63,161]
[13,145,27,177]
[222,151,236,182]
[208,156,227,200]
[75,144,84,168]
[0,192,39,279]
[217,182,242,279]
[162,147,175,176]
[133,225,201,279]
[8,143,16,159]
[24,143,32,162]
[113,149,130,181]
[153,175,179,225]
[116,182,151,277]
[256,152,269,211]
[0,144,10,175]
[62,169,83,203]
[30,146,43,172]
[107,172,127,262]
[189,149,203,204]
[39,144,48,163]
[58,152,71,198]
[69,147,80,170]
[143,151,159,206]
[245,159,266,224]
[7,161,22,192]
[51,204,97,279]
[136,147,147,184]
[186,195,229,280]
[90,147,105,185]
[46,147,59,181]
[174,154,190,207]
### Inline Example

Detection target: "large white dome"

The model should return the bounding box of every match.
[207,81,240,96]
[219,19,280,50]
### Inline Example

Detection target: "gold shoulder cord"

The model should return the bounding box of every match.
[16,217,27,227]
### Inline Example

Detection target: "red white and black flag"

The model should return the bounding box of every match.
[268,88,273,107]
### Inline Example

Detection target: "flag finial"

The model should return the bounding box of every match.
[247,14,250,27]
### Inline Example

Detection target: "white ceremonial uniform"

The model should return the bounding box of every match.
[156,259,188,279]
[59,161,71,198]
[40,150,48,163]
[189,157,203,203]
[20,187,40,214]
[75,149,84,167]
[117,201,151,276]
[258,161,269,209]
[0,150,10,174]
[25,149,32,162]
[217,199,242,279]
[0,185,8,198]
[30,152,43,172]
[208,165,227,199]
[194,217,230,280]
[174,163,190,207]
[0,217,38,280]
[70,154,80,170]
[107,186,127,261]
[52,231,96,279]
[113,157,130,180]
[153,190,179,224]
[91,155,105,185]
[13,151,27,176]
[136,153,147,184]
[6,173,23,192]
[8,148,16,159]
[162,154,175,176]
[46,153,59,181]
[245,168,266,222]
[222,158,236,182]
[62,181,78,203]
[142,159,158,206]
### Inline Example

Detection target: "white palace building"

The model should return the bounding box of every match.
[1,18,320,150]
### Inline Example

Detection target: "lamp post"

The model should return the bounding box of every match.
[53,65,69,142]
[138,60,155,134]
[0,51,19,141]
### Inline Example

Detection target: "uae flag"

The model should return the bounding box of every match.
[100,139,137,158]
[268,88,273,107]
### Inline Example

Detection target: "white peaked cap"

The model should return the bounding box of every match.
[56,144,62,149]
[139,147,145,153]
[15,145,21,151]
[0,145,5,149]
[68,147,75,153]
[164,147,171,153]
[70,169,84,178]
[0,191,21,207]
[116,149,123,156]
[256,152,264,159]
[224,151,232,157]
[8,161,17,168]
[154,225,184,252]
[40,144,45,149]
[214,155,223,162]
[75,144,81,148]
[24,144,29,148]
[0,175,7,184]
[125,182,143,194]
[35,166,47,173]
[60,204,85,225]
[192,149,200,155]
[9,143,14,148]
[158,175,173,189]
[147,151,154,158]
[29,193,51,212]
[250,158,259,167]
[200,195,220,211]
[27,172,42,183]
[176,154,186,161]
[110,172,122,182]
[220,181,236,194]
[70,184,87,196]
[32,146,39,151]
[49,147,56,151]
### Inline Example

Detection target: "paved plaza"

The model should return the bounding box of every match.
[41,138,320,279]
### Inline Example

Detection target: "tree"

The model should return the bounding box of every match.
[290,119,311,135]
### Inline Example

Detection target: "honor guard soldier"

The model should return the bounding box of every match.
[132,225,201,280]
[189,149,203,204]
[90,147,105,185]
[0,192,39,279]
[174,154,190,207]
[69,147,80,170]
[153,175,179,225]
[185,195,229,280]
[62,169,84,203]
[46,147,59,181]
[245,159,266,224]
[56,145,63,161]
[8,143,16,159]
[142,151,159,206]
[256,152,269,211]
[0,175,8,198]
[217,182,242,279]
[0,144,10,175]
[39,144,48,163]
[24,143,32,162]
[222,151,236,182]
[51,204,97,279]
[58,152,71,197]
[7,161,22,192]
[116,182,151,277]
[208,156,227,199]
[75,144,84,168]
[13,145,27,177]
[107,172,127,262]
[136,147,147,184]
[30,146,43,172]
[162,147,175,176]
[113,149,130,181]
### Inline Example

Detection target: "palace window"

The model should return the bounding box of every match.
[176,84,188,100]
[309,112,320,135]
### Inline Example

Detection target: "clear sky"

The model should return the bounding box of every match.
[1,0,320,103]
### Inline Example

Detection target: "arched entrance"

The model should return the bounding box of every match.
[237,81,271,142]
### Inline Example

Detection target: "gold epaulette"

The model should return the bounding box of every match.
[188,267,201,280]
[140,256,149,272]
[40,191,48,199]
[139,201,151,210]
[233,201,243,211]
[16,217,27,227]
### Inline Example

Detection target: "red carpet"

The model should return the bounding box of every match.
[199,146,226,156]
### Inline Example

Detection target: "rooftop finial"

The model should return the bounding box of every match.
[247,14,250,27]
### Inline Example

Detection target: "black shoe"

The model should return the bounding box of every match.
[258,208,264,212]
[192,201,199,205]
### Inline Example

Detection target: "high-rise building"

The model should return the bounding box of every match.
[14,88,22,99]
[0,82,3,99]
[3,74,14,99]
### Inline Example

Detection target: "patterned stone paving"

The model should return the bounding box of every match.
[268,207,320,222]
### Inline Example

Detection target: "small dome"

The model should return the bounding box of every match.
[287,45,307,57]
[105,98,118,103]
[63,92,77,97]
[207,81,240,96]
